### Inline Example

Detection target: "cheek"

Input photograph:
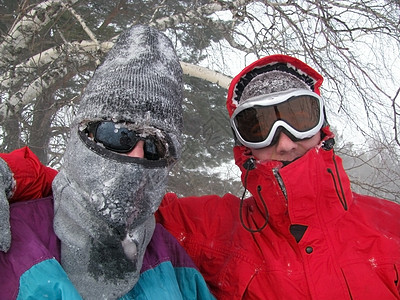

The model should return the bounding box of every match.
[251,147,274,161]
[299,134,321,151]
[126,140,145,158]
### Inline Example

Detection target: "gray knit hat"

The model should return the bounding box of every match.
[75,25,183,139]
[241,70,310,102]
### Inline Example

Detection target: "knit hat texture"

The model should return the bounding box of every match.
[241,70,310,102]
[75,25,183,138]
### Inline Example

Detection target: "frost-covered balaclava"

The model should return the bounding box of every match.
[52,25,182,299]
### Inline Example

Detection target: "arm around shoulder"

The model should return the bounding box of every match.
[0,146,57,252]
[0,146,57,203]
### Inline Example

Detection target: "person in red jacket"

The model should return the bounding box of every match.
[156,54,400,299]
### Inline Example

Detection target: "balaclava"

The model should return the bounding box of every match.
[52,25,183,299]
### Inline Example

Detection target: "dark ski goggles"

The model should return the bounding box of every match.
[230,89,324,149]
[86,121,166,160]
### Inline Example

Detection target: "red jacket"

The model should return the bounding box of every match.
[157,143,400,299]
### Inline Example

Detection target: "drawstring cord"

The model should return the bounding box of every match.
[239,158,269,233]
[327,152,348,211]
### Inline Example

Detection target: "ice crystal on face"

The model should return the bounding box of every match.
[103,178,115,187]
[79,124,87,131]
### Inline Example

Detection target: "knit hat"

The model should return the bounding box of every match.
[75,24,183,155]
[241,70,311,102]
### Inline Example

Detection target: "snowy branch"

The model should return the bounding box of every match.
[150,0,252,30]
[0,40,112,91]
[181,62,231,89]
[0,38,228,123]
[60,2,100,48]
[0,0,78,69]
[0,40,113,123]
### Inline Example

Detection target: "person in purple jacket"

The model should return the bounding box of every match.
[0,25,215,300]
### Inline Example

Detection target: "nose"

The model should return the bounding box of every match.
[275,132,297,153]
[126,140,145,158]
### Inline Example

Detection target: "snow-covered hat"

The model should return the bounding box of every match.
[75,25,183,143]
[241,70,311,102]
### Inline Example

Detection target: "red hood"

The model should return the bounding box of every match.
[226,54,324,117]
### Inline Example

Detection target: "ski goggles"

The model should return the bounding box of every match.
[230,89,324,149]
[85,121,166,160]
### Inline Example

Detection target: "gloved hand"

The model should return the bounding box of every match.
[0,158,14,252]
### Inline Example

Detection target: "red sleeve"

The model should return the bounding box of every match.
[156,192,235,241]
[156,192,206,238]
[353,193,400,238]
[0,147,58,203]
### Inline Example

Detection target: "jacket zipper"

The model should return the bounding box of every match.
[273,168,287,200]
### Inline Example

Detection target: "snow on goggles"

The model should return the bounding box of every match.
[86,121,166,160]
[230,89,324,149]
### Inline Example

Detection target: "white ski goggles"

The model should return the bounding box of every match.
[230,89,325,149]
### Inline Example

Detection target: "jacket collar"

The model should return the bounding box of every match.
[233,142,353,231]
